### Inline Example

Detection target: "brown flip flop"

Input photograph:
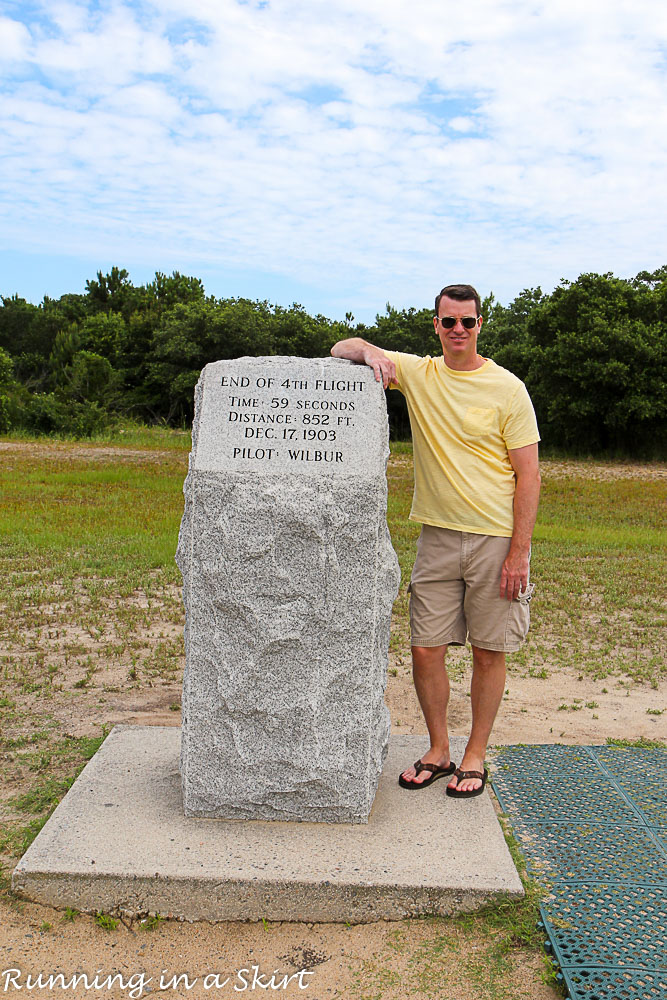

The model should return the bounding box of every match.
[398,758,456,789]
[445,767,489,798]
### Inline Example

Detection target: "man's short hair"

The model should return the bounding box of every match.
[435,284,482,317]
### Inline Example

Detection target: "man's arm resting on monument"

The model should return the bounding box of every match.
[500,443,541,600]
[330,337,397,389]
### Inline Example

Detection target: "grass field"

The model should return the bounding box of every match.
[0,434,665,999]
[1,437,665,850]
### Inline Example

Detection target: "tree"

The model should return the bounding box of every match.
[0,347,21,432]
[520,273,666,454]
[84,267,143,318]
[64,351,121,406]
[148,271,206,310]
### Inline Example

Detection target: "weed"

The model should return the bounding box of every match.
[94,912,119,931]
[11,776,75,813]
[606,735,666,749]
[62,907,78,922]
[9,778,74,813]
[528,666,549,679]
[138,913,164,931]
[4,811,46,854]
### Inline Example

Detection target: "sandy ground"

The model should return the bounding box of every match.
[2,664,664,1000]
[1,446,664,999]
[0,915,554,1000]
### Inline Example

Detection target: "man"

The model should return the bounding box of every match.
[331,284,540,797]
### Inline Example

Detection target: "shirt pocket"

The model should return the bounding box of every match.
[462,406,496,436]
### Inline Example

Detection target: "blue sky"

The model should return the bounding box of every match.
[1,0,666,323]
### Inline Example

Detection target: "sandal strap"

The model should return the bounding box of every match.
[414,759,448,775]
[452,768,484,780]
[414,759,435,773]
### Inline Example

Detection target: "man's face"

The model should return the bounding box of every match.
[433,296,482,366]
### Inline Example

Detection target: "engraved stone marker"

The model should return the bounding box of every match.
[176,356,399,823]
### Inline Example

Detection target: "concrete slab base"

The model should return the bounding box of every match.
[12,726,523,923]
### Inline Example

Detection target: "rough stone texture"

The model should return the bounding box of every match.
[12,728,524,922]
[176,357,400,823]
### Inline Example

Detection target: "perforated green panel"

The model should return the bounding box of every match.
[492,771,641,825]
[561,968,667,1000]
[511,821,667,884]
[543,883,667,968]
[491,744,667,1000]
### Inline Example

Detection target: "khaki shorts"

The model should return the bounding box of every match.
[409,524,532,653]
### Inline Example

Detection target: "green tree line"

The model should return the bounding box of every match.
[1,265,665,456]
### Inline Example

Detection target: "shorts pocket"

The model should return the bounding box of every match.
[462,406,495,435]
[504,597,531,648]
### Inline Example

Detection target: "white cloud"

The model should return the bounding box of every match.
[1,0,667,317]
[0,16,31,60]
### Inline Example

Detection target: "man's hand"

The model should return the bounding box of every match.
[500,547,530,600]
[363,347,397,389]
[331,338,397,389]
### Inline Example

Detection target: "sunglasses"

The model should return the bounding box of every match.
[438,315,480,330]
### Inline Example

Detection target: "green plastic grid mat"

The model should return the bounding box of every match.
[490,745,667,1000]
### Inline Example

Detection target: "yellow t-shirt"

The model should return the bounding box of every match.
[383,352,540,537]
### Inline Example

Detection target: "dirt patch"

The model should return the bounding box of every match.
[0,904,557,1000]
[540,458,667,481]
[0,441,186,464]
[386,649,666,747]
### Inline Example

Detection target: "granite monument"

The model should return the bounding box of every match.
[176,356,399,823]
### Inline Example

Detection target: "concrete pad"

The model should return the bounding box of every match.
[12,726,523,923]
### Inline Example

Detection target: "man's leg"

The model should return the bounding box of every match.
[447,645,505,793]
[399,644,452,785]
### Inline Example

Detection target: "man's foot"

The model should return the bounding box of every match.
[446,754,487,795]
[399,750,453,789]
[446,767,488,798]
